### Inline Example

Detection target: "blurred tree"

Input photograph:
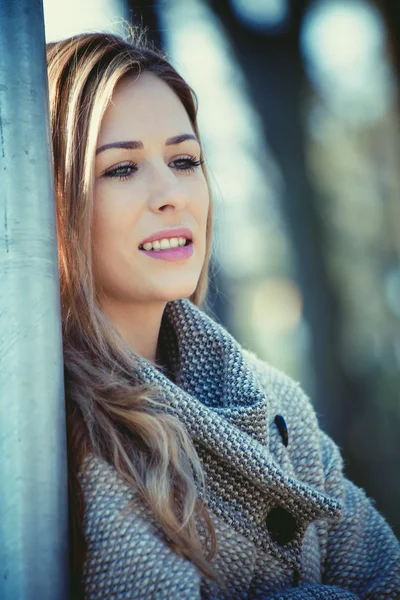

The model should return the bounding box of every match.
[378,0,400,79]
[204,0,363,440]
[125,0,163,50]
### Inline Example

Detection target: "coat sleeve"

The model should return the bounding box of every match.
[317,428,400,598]
[285,382,400,599]
[266,586,359,599]
[264,430,400,599]
[79,454,202,600]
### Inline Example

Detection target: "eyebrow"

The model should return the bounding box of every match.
[95,133,199,156]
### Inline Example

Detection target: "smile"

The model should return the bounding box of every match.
[139,240,194,262]
[138,236,190,251]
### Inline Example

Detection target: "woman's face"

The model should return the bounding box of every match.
[92,72,210,309]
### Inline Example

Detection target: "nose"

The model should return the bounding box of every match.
[147,162,189,213]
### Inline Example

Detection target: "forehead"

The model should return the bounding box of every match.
[97,71,194,145]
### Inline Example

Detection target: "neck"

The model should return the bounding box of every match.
[100,299,167,363]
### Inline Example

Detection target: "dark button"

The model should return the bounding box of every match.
[274,414,288,447]
[266,506,297,545]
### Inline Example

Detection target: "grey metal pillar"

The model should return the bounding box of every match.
[0,1,69,599]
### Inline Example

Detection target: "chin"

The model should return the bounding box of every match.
[158,280,199,303]
[166,287,197,302]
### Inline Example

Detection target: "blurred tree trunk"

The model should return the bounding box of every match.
[205,0,361,440]
[125,0,163,50]
[378,0,400,78]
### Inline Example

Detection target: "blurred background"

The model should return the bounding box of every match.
[44,0,400,538]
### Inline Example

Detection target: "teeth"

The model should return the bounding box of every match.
[160,238,170,250]
[140,237,189,251]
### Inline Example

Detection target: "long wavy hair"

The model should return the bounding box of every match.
[46,28,216,595]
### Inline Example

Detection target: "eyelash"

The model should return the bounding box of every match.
[103,156,204,181]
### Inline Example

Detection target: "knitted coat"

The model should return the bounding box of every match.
[78,298,400,599]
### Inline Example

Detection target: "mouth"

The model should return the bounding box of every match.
[138,237,193,251]
[138,237,194,262]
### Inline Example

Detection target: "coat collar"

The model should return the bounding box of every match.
[133,299,342,568]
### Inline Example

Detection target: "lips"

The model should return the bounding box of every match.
[139,242,194,262]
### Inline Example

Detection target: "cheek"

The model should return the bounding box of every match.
[91,188,137,281]
[92,210,116,271]
[93,187,113,242]
[192,184,210,266]
[192,177,210,222]
[92,185,138,245]
[200,195,211,245]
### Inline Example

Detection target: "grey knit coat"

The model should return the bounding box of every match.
[79,298,400,599]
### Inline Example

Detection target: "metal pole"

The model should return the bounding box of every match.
[0,1,69,599]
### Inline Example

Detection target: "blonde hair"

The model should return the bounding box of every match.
[46,29,217,594]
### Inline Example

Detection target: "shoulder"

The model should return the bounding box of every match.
[78,453,162,541]
[78,453,151,526]
[78,455,202,598]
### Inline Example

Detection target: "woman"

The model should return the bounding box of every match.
[46,30,400,599]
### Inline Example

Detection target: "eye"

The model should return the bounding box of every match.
[170,156,204,173]
[103,161,138,181]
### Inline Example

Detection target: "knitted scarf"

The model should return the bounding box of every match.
[130,298,342,571]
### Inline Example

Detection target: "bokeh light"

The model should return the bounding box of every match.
[44,0,125,41]
[230,0,289,31]
[301,0,396,123]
